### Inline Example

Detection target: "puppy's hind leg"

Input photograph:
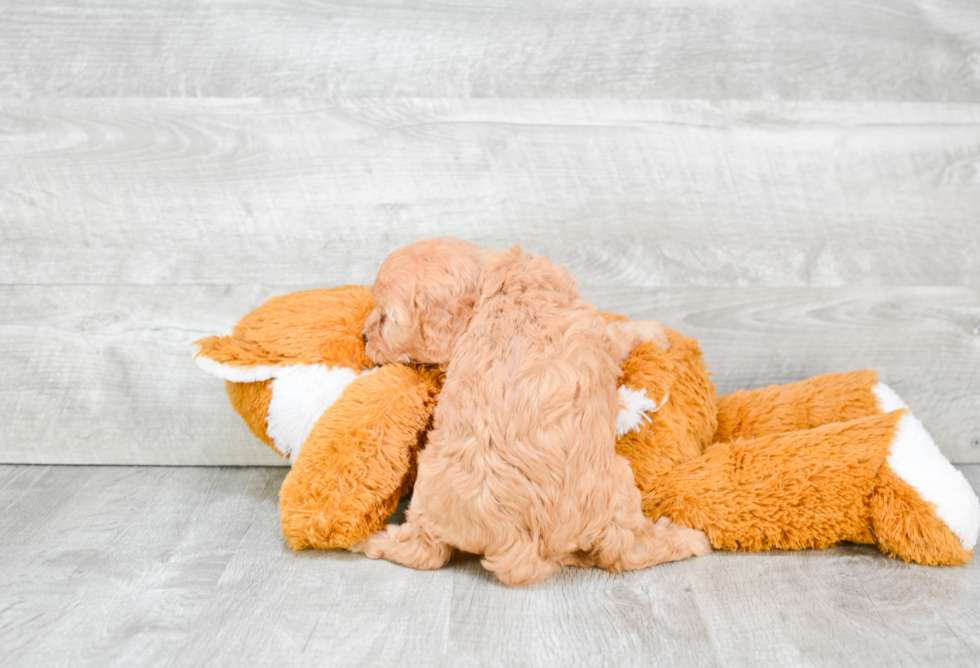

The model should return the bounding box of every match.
[481,540,561,587]
[591,459,710,573]
[594,513,711,573]
[352,520,453,571]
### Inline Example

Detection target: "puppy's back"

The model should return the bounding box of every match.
[436,249,623,547]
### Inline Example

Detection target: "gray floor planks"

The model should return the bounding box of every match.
[1,464,978,668]
[0,466,283,667]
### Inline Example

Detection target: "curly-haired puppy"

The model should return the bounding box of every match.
[355,238,710,586]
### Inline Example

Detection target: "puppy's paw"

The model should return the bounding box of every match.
[349,528,389,559]
[655,516,712,557]
[686,528,713,556]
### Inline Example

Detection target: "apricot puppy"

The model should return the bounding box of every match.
[355,238,710,585]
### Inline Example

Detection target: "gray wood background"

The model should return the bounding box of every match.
[2,0,978,465]
[4,3,980,667]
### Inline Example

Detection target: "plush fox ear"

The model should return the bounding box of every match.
[193,335,284,457]
[408,276,480,365]
[194,285,376,378]
[193,286,382,461]
[193,335,285,382]
[375,241,485,365]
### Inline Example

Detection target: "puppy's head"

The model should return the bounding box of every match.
[364,238,486,366]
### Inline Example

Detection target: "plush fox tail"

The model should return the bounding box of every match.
[643,371,979,566]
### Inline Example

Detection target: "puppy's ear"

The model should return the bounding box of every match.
[411,251,484,365]
[475,245,522,301]
[477,246,579,302]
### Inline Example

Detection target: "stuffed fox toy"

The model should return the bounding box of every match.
[194,286,980,566]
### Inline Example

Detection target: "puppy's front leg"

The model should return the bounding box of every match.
[351,518,452,571]
[606,319,671,364]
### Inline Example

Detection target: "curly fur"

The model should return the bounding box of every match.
[356,238,710,586]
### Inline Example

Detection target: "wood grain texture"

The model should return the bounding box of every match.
[2,98,979,287]
[0,466,287,667]
[0,285,289,466]
[1,284,977,465]
[4,2,979,663]
[1,464,978,667]
[2,0,980,101]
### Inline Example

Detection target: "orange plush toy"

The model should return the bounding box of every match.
[194,286,980,566]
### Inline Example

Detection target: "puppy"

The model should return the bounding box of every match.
[355,238,710,586]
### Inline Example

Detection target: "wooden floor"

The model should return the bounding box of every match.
[2,464,979,668]
[3,1,980,665]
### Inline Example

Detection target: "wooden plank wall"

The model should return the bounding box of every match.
[1,1,978,465]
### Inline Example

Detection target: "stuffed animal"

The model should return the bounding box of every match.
[194,286,980,566]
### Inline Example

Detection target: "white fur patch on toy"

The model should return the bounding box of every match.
[267,365,374,461]
[193,348,374,462]
[887,413,980,551]
[616,386,667,438]
[873,382,909,414]
[192,346,281,383]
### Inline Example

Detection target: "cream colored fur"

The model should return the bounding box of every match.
[354,238,710,586]
[616,386,666,438]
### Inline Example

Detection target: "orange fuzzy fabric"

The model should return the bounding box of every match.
[196,286,375,371]
[279,364,442,549]
[872,464,972,566]
[225,380,276,453]
[645,412,901,551]
[615,328,718,492]
[196,286,975,564]
[714,369,881,443]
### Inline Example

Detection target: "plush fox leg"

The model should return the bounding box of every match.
[279,364,441,550]
[714,369,886,443]
[643,410,980,565]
